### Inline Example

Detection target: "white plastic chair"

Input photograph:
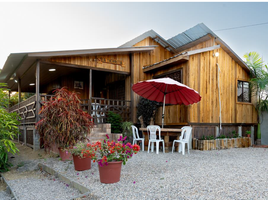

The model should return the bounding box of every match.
[100,105,107,123]
[131,125,144,151]
[172,126,192,155]
[147,125,165,154]
[91,103,100,123]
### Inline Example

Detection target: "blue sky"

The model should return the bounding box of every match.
[0,2,268,69]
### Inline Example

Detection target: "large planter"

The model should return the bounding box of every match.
[73,155,91,171]
[193,137,251,151]
[98,161,122,184]
[58,148,73,161]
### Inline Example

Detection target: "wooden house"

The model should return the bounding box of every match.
[0,23,257,149]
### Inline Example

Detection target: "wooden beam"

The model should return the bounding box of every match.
[173,34,213,53]
[40,61,130,75]
[28,46,157,57]
[187,45,220,56]
[143,55,189,73]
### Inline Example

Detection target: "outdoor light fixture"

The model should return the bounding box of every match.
[29,83,35,86]
[49,69,56,72]
[213,52,219,57]
[14,80,18,83]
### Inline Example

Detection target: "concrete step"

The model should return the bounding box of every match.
[90,127,102,132]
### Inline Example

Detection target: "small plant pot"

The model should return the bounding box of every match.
[98,161,122,184]
[58,148,73,161]
[73,155,91,171]
[247,134,251,138]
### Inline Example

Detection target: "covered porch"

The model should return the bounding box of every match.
[1,46,156,149]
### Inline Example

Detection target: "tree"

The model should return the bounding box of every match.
[0,83,20,172]
[244,52,268,139]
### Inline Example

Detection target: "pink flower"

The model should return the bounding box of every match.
[133,181,136,184]
[106,134,109,139]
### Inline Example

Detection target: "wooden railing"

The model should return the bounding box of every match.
[9,95,131,125]
[9,95,36,125]
[81,97,131,123]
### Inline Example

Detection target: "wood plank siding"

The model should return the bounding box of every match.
[48,54,131,74]
[132,37,257,126]
[132,37,174,122]
[38,36,257,128]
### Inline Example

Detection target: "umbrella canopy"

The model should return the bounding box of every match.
[132,77,201,127]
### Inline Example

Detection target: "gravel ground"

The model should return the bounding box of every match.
[7,170,81,200]
[39,147,268,200]
[0,191,14,200]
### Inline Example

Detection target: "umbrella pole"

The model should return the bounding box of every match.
[162,94,166,128]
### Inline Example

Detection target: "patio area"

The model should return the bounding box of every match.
[4,145,268,199]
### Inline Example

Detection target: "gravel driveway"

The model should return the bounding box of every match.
[39,147,268,200]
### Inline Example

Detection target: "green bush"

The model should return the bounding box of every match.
[201,135,215,140]
[0,83,20,172]
[136,97,158,126]
[107,111,122,133]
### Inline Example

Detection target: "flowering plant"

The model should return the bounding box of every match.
[91,135,140,166]
[67,141,95,159]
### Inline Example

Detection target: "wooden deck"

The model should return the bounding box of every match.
[9,95,131,148]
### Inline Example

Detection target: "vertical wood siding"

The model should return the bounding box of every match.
[49,55,130,73]
[132,37,257,125]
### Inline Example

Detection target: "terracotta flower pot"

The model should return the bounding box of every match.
[58,148,73,161]
[73,155,91,171]
[98,161,122,184]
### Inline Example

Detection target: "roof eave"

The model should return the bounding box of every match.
[215,37,250,73]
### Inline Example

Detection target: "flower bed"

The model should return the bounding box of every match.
[192,137,251,151]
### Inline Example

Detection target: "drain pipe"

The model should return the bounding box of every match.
[216,63,222,131]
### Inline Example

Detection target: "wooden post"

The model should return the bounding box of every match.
[164,135,169,153]
[34,60,40,150]
[89,69,92,115]
[130,53,134,123]
[250,126,254,146]
[18,78,21,103]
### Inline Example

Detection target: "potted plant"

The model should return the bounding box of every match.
[91,134,140,184]
[68,141,95,171]
[35,87,94,161]
[246,130,251,138]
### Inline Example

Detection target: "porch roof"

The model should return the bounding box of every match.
[143,45,221,72]
[0,46,157,83]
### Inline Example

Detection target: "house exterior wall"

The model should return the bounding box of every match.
[132,37,174,122]
[130,37,258,138]
[185,38,257,124]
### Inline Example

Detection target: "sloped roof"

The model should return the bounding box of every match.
[119,30,176,52]
[167,23,215,51]
[0,46,157,83]
[119,23,249,72]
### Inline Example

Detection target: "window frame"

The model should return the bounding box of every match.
[153,68,183,83]
[236,79,252,104]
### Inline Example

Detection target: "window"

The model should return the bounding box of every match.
[237,80,251,103]
[155,69,183,83]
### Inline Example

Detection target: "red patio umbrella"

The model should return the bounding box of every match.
[132,77,201,128]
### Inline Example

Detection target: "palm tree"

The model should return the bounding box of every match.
[244,52,268,139]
